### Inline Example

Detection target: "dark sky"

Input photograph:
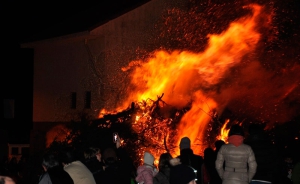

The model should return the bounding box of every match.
[1,0,148,49]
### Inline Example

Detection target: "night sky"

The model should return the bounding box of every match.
[1,0,149,49]
[1,0,299,145]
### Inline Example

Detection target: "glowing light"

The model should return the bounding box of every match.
[100,4,263,159]
[216,119,230,143]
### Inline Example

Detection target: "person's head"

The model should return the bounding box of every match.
[42,153,60,171]
[143,151,155,166]
[203,147,214,161]
[102,147,117,166]
[0,176,16,184]
[170,164,197,184]
[214,140,225,151]
[59,148,78,166]
[228,124,244,137]
[158,152,172,171]
[179,137,191,151]
[84,147,101,161]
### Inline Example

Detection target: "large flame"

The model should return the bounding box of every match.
[117,4,262,156]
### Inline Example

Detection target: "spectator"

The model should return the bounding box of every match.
[136,151,158,184]
[169,163,197,184]
[153,152,173,184]
[83,147,105,183]
[0,176,16,184]
[244,123,281,184]
[100,134,135,184]
[281,154,294,184]
[38,152,73,184]
[201,147,221,184]
[60,148,96,184]
[215,124,257,184]
[214,140,225,156]
[292,161,300,184]
[177,137,203,184]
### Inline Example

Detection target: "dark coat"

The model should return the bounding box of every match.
[83,157,105,183]
[99,147,135,184]
[39,166,74,184]
[244,133,281,183]
[178,148,203,184]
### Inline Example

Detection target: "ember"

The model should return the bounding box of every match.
[47,1,300,166]
[97,1,299,162]
[101,4,264,159]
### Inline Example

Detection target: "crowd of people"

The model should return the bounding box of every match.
[0,124,299,184]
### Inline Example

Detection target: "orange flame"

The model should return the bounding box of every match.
[216,119,230,143]
[100,4,263,159]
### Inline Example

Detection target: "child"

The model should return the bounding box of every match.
[136,151,158,184]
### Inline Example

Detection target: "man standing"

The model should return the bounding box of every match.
[244,124,281,184]
[177,137,203,184]
[215,124,257,184]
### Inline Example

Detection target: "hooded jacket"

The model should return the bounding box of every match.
[215,135,257,184]
[136,164,158,184]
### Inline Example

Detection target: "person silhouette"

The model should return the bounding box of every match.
[215,124,257,184]
[177,137,203,184]
[244,123,281,184]
[201,147,221,184]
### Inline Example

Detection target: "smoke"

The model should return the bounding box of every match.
[122,1,300,128]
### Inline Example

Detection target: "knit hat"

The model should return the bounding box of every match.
[228,124,244,137]
[144,151,154,166]
[170,164,197,184]
[179,137,191,150]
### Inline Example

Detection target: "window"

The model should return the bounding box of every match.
[85,91,91,109]
[71,92,76,109]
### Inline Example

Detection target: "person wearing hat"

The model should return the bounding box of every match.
[215,124,257,184]
[136,151,158,184]
[176,137,203,184]
[170,164,197,184]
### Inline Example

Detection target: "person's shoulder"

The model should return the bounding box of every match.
[193,153,203,159]
[240,143,256,152]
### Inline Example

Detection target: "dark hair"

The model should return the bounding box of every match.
[158,153,172,170]
[84,147,100,159]
[228,124,244,137]
[102,147,117,165]
[42,153,59,169]
[59,148,78,164]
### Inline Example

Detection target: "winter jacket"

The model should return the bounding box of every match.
[39,166,74,184]
[136,164,158,184]
[215,143,257,184]
[83,157,105,183]
[178,148,203,184]
[153,171,170,184]
[64,161,96,184]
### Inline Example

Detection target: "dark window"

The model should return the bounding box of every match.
[11,147,18,155]
[85,91,91,109]
[71,92,76,109]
